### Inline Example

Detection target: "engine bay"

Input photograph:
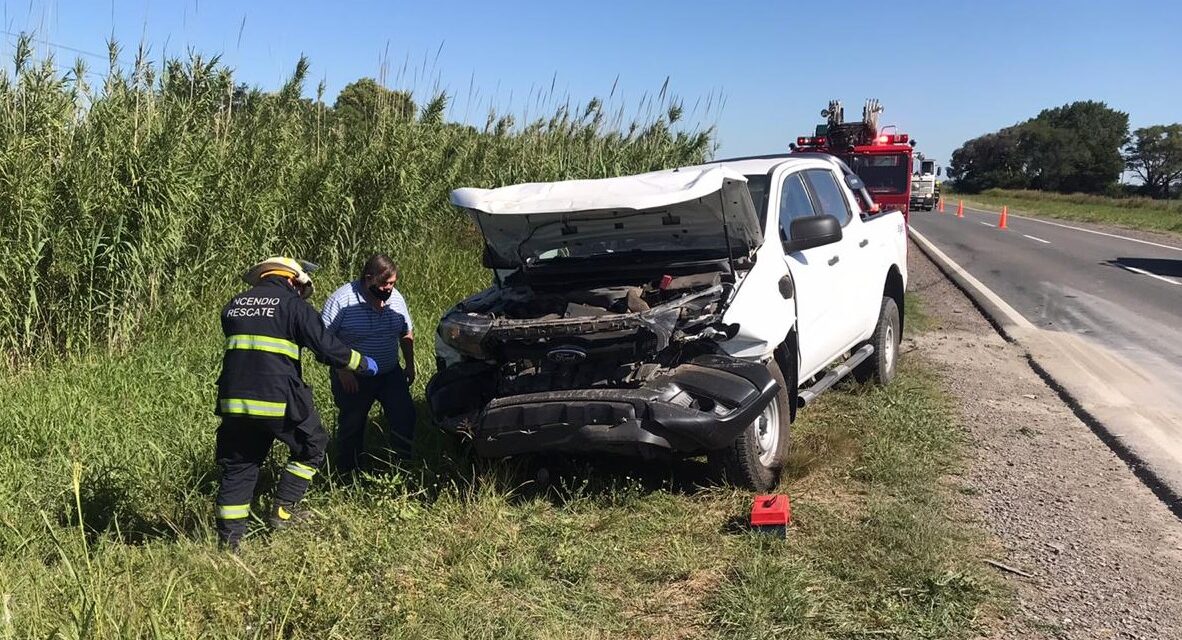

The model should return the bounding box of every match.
[458,272,723,320]
[432,269,737,405]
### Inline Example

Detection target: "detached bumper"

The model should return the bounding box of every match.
[453,355,780,457]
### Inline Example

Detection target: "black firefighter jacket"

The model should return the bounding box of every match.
[215,276,364,421]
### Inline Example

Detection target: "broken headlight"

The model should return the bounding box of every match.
[438,311,493,359]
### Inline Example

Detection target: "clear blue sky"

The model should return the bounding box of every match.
[4,0,1180,171]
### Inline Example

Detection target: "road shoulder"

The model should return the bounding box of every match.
[907,242,1182,639]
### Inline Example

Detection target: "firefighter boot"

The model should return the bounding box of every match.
[216,518,246,552]
[268,501,312,531]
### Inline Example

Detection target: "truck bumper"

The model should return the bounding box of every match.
[434,355,780,458]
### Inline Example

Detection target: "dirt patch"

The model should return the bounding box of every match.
[907,241,1182,639]
[623,568,721,639]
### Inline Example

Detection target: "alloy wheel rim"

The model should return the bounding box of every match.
[756,400,781,466]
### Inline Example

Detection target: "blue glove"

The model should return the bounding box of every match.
[357,356,378,376]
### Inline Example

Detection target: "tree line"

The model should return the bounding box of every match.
[948,100,1182,198]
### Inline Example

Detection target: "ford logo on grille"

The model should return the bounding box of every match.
[547,346,587,364]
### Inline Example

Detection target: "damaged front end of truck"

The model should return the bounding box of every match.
[427,167,780,458]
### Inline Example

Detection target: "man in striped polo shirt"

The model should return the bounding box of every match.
[322,254,416,475]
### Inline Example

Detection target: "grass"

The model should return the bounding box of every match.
[946,187,1182,237]
[0,274,998,637]
[903,289,931,334]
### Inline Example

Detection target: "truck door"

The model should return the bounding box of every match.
[800,168,866,367]
[778,171,850,380]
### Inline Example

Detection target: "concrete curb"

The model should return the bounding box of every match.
[909,227,1182,518]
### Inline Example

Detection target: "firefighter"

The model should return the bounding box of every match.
[214,257,378,550]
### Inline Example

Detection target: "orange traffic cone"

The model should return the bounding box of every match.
[956,200,964,218]
[938,197,945,213]
[999,205,1008,229]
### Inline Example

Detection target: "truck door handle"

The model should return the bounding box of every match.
[859,239,869,248]
[828,255,839,266]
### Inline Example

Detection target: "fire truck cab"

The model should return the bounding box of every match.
[791,100,915,219]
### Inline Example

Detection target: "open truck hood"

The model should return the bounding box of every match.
[450,167,763,269]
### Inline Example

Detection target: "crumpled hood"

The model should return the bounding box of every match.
[450,167,763,269]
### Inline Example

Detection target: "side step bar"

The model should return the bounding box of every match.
[797,344,875,407]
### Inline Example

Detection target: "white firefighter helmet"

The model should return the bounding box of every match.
[242,257,320,298]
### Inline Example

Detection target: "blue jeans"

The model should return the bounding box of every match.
[330,369,416,474]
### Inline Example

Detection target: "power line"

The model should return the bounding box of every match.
[1,29,125,64]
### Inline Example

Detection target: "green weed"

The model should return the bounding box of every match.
[0,314,997,638]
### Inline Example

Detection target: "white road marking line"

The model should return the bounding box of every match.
[1011,213,1182,252]
[1023,234,1051,244]
[958,204,1182,253]
[979,221,995,227]
[909,228,1037,330]
[1118,264,1182,286]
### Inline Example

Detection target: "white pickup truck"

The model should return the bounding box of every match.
[428,153,908,490]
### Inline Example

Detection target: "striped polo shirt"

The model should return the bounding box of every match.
[321,280,413,374]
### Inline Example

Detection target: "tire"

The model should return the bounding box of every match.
[710,360,792,491]
[854,296,901,385]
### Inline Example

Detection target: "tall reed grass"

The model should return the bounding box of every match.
[0,35,713,362]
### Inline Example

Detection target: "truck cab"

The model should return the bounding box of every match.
[793,134,915,218]
[790,99,916,219]
[838,139,914,217]
[910,159,941,211]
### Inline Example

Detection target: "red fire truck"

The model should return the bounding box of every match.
[791,99,916,218]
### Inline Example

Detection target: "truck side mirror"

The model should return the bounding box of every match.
[783,215,842,254]
[937,167,942,177]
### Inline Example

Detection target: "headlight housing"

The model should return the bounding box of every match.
[438,311,493,359]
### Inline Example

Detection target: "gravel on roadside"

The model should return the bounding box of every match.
[906,241,1182,639]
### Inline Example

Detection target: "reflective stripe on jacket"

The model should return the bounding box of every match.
[215,277,363,419]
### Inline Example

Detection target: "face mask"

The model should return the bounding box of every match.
[368,285,392,302]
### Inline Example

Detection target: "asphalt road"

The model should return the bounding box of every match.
[910,202,1182,504]
[911,204,1182,385]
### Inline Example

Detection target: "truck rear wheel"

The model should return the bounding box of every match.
[710,360,791,491]
[855,296,900,385]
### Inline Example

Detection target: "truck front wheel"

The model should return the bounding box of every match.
[854,296,901,385]
[710,360,792,491]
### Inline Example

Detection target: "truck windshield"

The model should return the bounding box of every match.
[844,154,909,194]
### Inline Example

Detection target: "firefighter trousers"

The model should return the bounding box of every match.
[214,410,328,545]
